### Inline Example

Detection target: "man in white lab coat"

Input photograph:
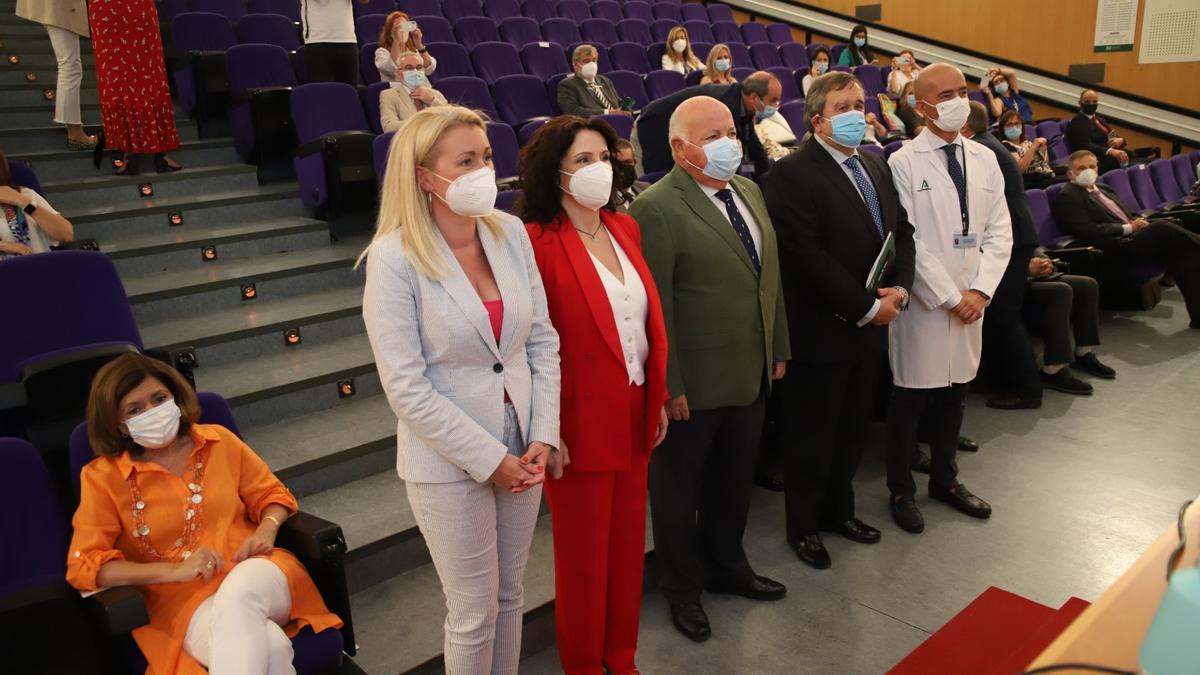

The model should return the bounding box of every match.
[883,64,1013,534]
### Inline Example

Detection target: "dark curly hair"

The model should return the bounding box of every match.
[515,115,621,227]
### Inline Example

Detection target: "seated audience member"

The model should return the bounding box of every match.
[1026,249,1115,391]
[1066,89,1160,173]
[886,49,921,98]
[836,24,877,66]
[700,44,737,85]
[67,353,343,674]
[996,110,1064,189]
[801,46,831,96]
[862,110,890,146]
[876,94,908,139]
[559,44,628,118]
[613,138,649,212]
[374,11,437,83]
[1052,150,1200,328]
[753,79,793,154]
[662,26,703,75]
[379,52,447,132]
[0,151,73,258]
[895,81,924,139]
[982,67,1032,124]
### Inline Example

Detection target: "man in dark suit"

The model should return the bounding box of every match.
[1052,149,1200,328]
[632,72,777,179]
[631,95,790,642]
[763,71,915,570]
[613,138,649,212]
[556,44,629,118]
[1066,89,1159,174]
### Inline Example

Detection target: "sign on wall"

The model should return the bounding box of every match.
[1138,0,1200,63]
[1094,0,1139,52]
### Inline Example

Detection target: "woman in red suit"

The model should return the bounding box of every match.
[89,0,182,173]
[518,116,669,675]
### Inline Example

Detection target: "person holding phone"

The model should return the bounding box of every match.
[380,52,447,132]
[376,11,438,82]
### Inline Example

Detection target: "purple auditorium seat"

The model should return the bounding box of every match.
[712,22,742,45]
[854,64,886,97]
[425,42,475,81]
[740,22,769,45]
[1172,154,1198,193]
[650,19,676,43]
[690,41,713,61]
[172,12,237,112]
[483,0,520,20]
[581,19,620,47]
[768,66,799,102]
[750,42,783,69]
[593,113,633,139]
[238,13,301,51]
[471,42,524,83]
[360,42,381,84]
[830,65,851,73]
[365,81,389,133]
[568,41,610,72]
[495,188,522,215]
[291,82,376,209]
[864,96,882,121]
[967,90,990,116]
[487,121,522,181]
[646,41,667,67]
[591,0,624,24]
[408,15,453,42]
[1035,119,1061,142]
[860,144,884,157]
[1023,123,1036,141]
[609,42,652,74]
[680,3,707,22]
[806,42,830,60]
[639,170,667,183]
[443,0,485,21]
[437,76,499,119]
[156,0,190,23]
[1148,159,1193,206]
[605,69,649,109]
[883,139,904,159]
[399,0,443,17]
[831,44,847,64]
[521,0,558,23]
[617,19,653,46]
[192,0,246,21]
[644,70,685,99]
[7,160,44,196]
[731,66,754,81]
[355,14,388,46]
[707,3,734,23]
[374,130,395,184]
[500,17,542,46]
[354,0,396,19]
[682,21,714,44]
[1026,188,1072,247]
[1129,165,1170,210]
[226,44,298,161]
[494,74,555,127]
[651,3,681,23]
[1,437,70,593]
[521,43,569,80]
[725,42,752,68]
[623,2,654,23]
[455,16,502,50]
[766,23,794,45]
[1098,168,1147,215]
[248,0,302,21]
[778,100,808,136]
[543,18,581,47]
[519,118,548,145]
[779,42,809,69]
[684,69,702,86]
[546,73,568,113]
[557,0,591,23]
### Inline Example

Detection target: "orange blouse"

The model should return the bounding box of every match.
[66,423,343,675]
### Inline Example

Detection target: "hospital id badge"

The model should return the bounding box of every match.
[952,233,978,249]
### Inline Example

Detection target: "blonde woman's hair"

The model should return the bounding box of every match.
[703,43,735,83]
[665,26,700,67]
[357,105,505,278]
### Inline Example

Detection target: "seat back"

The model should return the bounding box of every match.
[750,42,783,69]
[1171,153,1198,192]
[779,42,809,69]
[500,16,542,47]
[623,2,654,22]
[398,0,443,18]
[691,41,714,62]
[542,18,581,47]
[740,22,770,45]
[248,0,302,21]
[707,3,734,22]
[606,69,650,108]
[680,3,708,21]
[471,42,525,83]
[725,42,752,69]
[374,130,396,184]
[238,13,302,51]
[354,0,396,18]
[593,113,633,139]
[494,74,555,126]
[411,15,454,42]
[616,19,653,47]
[1128,165,1166,210]
[174,11,238,53]
[443,0,485,22]
[650,19,676,43]
[437,76,499,119]
[644,70,685,99]
[360,42,382,84]
[854,64,886,97]
[591,0,624,23]
[0,437,70,593]
[487,122,522,180]
[227,43,299,92]
[521,43,569,80]
[1098,167,1142,212]
[651,3,681,22]
[495,188,523,215]
[581,19,620,47]
[7,160,44,196]
[365,81,389,133]
[519,118,549,145]
[766,23,793,45]
[291,82,370,142]
[1026,188,1061,247]
[778,100,808,136]
[731,65,754,81]
[712,22,742,45]
[227,43,298,155]
[425,42,475,81]
[682,20,714,44]
[192,0,247,21]
[557,0,591,23]
[883,139,904,160]
[355,14,388,46]
[521,0,558,23]
[483,0,520,20]
[609,42,652,74]
[1148,159,1186,203]
[768,66,799,103]
[456,16,502,50]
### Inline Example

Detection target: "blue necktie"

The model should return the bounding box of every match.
[943,144,967,225]
[714,188,761,275]
[844,155,884,239]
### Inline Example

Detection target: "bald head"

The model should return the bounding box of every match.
[669,95,738,186]
[913,63,966,101]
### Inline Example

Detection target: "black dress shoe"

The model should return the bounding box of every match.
[985,393,1043,410]
[708,575,787,601]
[827,518,881,544]
[890,495,924,533]
[1041,369,1094,395]
[790,534,831,569]
[1072,352,1116,379]
[929,482,992,519]
[911,448,931,474]
[668,602,711,642]
[957,436,979,452]
[754,471,785,492]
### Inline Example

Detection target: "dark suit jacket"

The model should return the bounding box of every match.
[634,83,770,179]
[1066,113,1115,158]
[1051,182,1132,249]
[763,137,916,363]
[614,180,650,213]
[557,74,621,118]
[974,131,1038,253]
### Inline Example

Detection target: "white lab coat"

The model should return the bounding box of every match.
[886,129,1013,389]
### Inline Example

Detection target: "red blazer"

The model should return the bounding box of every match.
[526,209,669,473]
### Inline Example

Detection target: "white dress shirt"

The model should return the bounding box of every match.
[698,183,763,259]
[588,231,649,385]
[814,133,882,326]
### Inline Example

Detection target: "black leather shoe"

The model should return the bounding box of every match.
[985,393,1043,410]
[790,534,831,569]
[1072,352,1116,379]
[957,436,979,452]
[911,449,932,474]
[708,575,787,601]
[1041,369,1094,395]
[827,518,881,544]
[890,495,924,533]
[929,482,992,519]
[668,602,711,642]
[754,471,785,492]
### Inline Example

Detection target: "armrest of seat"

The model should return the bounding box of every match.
[1046,245,1102,263]
[294,131,376,161]
[19,343,140,384]
[83,586,150,637]
[276,511,357,656]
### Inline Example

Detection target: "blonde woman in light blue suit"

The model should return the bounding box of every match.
[360,105,561,675]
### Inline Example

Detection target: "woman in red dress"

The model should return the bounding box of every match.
[89,0,182,173]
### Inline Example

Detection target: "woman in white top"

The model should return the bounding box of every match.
[374,11,438,82]
[0,154,74,258]
[299,0,364,84]
[699,44,737,85]
[801,46,831,96]
[886,49,921,98]
[661,26,702,75]
[360,105,559,675]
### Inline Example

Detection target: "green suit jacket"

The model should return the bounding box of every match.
[630,165,791,411]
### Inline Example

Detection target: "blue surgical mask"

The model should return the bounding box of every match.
[714,58,731,73]
[757,104,778,122]
[853,37,866,47]
[1003,126,1022,141]
[824,110,867,147]
[905,94,916,108]
[994,81,1009,95]
[815,60,828,74]
[686,137,742,181]
[402,69,426,89]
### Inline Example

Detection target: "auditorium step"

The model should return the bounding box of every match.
[10,137,240,181]
[0,50,94,68]
[0,84,98,108]
[0,65,99,87]
[1,118,192,155]
[42,160,246,210]
[4,100,100,127]
[1,36,93,56]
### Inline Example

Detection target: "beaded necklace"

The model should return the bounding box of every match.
[126,443,212,562]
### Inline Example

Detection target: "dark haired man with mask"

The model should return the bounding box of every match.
[1066,89,1159,174]
[613,139,649,213]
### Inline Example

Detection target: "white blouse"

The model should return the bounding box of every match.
[588,231,649,385]
[661,54,701,75]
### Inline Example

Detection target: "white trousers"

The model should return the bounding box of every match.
[406,404,542,675]
[184,558,295,675]
[44,26,83,126]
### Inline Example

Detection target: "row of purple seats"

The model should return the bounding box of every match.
[1099,155,1200,216]
[157,0,301,23]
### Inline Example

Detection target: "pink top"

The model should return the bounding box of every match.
[483,299,503,344]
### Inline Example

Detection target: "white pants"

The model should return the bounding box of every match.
[406,404,542,675]
[184,558,295,675]
[44,25,83,126]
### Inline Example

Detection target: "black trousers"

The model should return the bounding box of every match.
[778,354,879,540]
[1026,274,1101,366]
[648,392,764,604]
[885,384,967,498]
[982,246,1042,399]
[302,42,359,85]
[1125,220,1200,322]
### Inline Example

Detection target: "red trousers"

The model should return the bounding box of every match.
[545,387,648,675]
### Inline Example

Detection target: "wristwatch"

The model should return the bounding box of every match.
[892,286,910,309]
[417,46,428,54]
[22,202,37,215]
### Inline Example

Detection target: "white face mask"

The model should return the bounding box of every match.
[561,160,613,210]
[579,61,598,80]
[672,39,687,54]
[124,399,182,450]
[431,166,497,218]
[1072,168,1098,189]
[925,96,970,133]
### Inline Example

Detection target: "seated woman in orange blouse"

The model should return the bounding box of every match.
[66,353,342,675]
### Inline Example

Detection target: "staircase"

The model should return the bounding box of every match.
[2,7,565,673]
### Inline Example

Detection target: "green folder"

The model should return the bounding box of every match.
[865,231,896,291]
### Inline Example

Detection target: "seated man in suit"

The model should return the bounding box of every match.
[557,44,630,118]
[1066,89,1159,174]
[613,138,649,212]
[1052,150,1200,329]
[379,52,447,133]
[1025,248,1116,388]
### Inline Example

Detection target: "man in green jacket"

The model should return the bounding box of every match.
[630,96,791,644]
